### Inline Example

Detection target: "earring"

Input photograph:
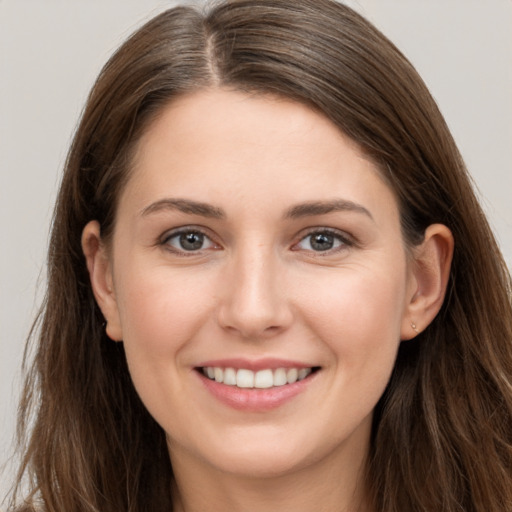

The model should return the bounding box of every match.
[411,322,420,334]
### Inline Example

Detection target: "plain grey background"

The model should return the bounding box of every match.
[1,0,511,499]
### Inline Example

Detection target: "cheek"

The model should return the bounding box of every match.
[305,262,406,328]
[305,268,407,425]
[301,264,407,381]
[113,267,216,427]
[114,266,214,364]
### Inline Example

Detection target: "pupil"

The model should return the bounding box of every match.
[180,232,203,250]
[311,233,333,251]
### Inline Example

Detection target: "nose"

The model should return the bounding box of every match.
[216,245,293,340]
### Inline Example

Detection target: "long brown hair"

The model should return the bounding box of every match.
[10,1,512,510]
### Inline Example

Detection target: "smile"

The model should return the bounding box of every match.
[201,367,316,389]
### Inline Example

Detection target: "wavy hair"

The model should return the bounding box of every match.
[10,1,512,510]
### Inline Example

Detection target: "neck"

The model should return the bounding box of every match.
[169,431,373,512]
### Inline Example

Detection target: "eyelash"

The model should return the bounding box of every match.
[159,227,355,256]
[291,228,354,255]
[160,227,220,256]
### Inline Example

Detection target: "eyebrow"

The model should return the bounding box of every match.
[139,197,373,221]
[284,199,373,220]
[140,198,225,219]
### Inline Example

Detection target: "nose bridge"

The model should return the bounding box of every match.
[217,241,291,338]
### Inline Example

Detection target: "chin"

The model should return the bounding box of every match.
[197,427,343,479]
[213,446,314,480]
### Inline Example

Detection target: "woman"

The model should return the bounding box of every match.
[10,0,512,510]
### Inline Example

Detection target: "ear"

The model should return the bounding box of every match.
[401,224,454,340]
[81,221,123,341]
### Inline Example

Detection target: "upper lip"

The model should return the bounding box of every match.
[195,358,317,372]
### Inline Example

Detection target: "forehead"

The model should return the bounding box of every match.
[136,88,367,162]
[122,88,399,225]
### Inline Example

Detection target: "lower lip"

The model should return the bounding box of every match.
[197,371,317,412]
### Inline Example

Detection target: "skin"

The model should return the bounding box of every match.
[83,88,453,512]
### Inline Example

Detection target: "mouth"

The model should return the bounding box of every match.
[197,366,320,389]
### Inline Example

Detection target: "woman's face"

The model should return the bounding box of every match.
[92,89,420,479]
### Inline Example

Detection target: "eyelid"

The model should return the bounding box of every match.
[157,225,356,256]
[291,227,356,253]
[159,225,222,254]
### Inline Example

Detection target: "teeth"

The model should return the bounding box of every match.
[202,366,314,388]
[236,369,254,388]
[273,368,287,386]
[298,368,310,381]
[223,367,237,386]
[254,369,273,388]
[286,368,298,384]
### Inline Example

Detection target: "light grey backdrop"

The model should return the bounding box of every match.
[1,0,511,499]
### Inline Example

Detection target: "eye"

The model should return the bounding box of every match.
[293,230,350,252]
[163,229,217,253]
